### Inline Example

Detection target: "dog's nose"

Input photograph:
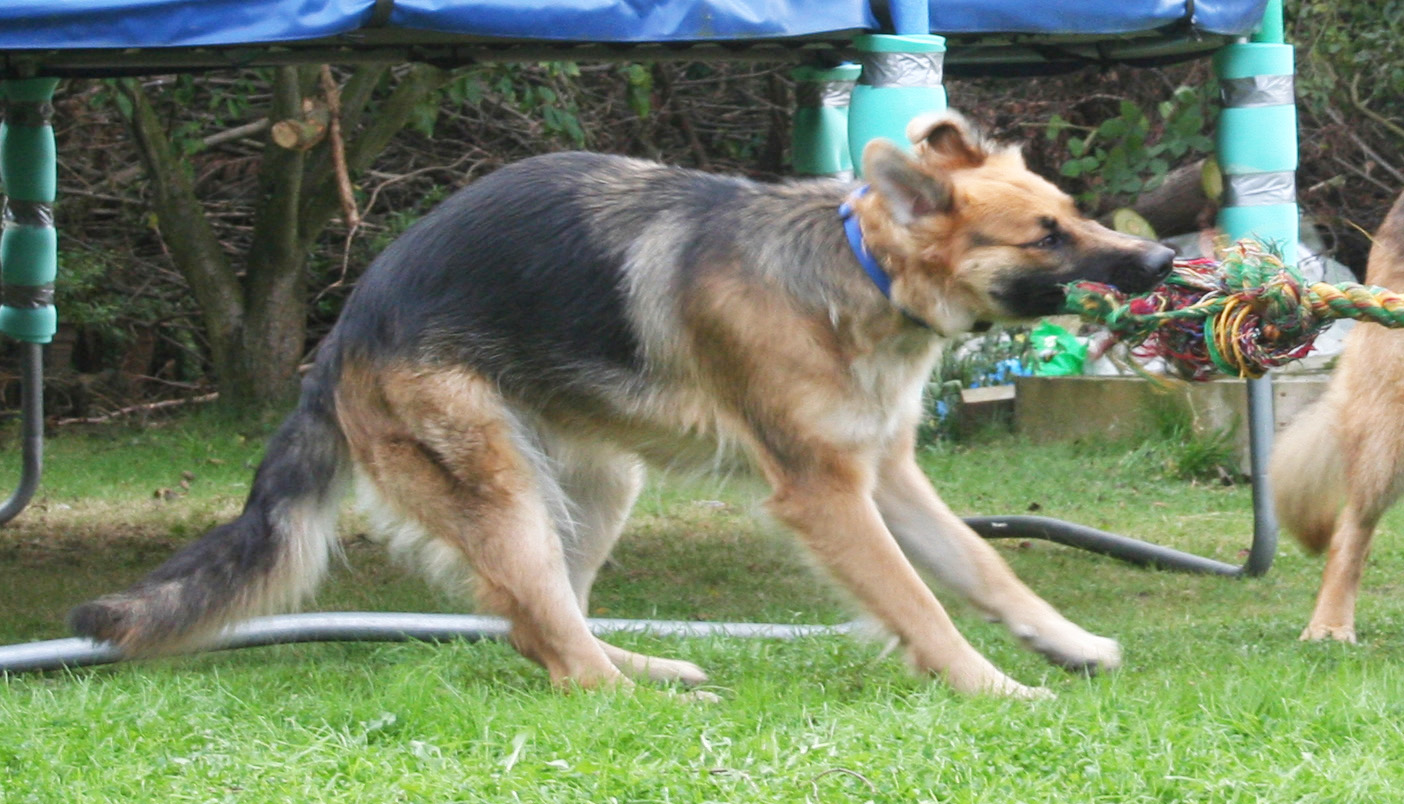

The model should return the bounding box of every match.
[1143,243,1175,282]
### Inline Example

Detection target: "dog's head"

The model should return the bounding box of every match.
[855,111,1174,333]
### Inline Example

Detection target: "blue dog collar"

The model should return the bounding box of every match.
[839,185,895,298]
[838,185,931,329]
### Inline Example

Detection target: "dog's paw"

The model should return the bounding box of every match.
[599,641,710,686]
[935,651,1053,700]
[992,678,1055,701]
[635,656,709,686]
[1300,622,1357,643]
[1011,621,1122,675]
[673,688,723,703]
[945,664,1052,700]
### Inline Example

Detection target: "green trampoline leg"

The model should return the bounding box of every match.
[1,78,59,345]
[0,77,58,524]
[1215,0,1296,577]
[791,64,861,179]
[846,33,947,173]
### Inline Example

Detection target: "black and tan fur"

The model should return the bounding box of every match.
[1271,190,1404,644]
[71,112,1173,697]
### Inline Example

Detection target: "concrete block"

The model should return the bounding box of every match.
[956,384,1015,437]
[1013,374,1331,467]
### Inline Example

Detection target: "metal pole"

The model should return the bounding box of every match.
[1242,372,1279,576]
[965,516,1246,576]
[0,612,855,673]
[0,342,42,524]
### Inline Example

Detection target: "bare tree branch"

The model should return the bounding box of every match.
[298,63,452,251]
[117,78,245,372]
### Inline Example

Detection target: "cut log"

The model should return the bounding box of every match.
[1130,157,1214,238]
[271,103,330,151]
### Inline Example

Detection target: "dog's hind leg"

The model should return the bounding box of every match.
[340,365,623,690]
[551,436,709,685]
[550,438,646,613]
[874,444,1121,674]
[1303,504,1382,643]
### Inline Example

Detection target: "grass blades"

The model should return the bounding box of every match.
[3,414,1404,801]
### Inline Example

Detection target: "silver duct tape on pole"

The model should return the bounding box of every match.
[795,79,856,109]
[1219,74,1295,108]
[0,99,54,128]
[857,51,944,88]
[0,198,57,314]
[0,284,54,310]
[3,197,54,227]
[1221,171,1297,207]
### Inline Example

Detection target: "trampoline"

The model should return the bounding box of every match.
[0,0,1293,671]
[2,1,1270,75]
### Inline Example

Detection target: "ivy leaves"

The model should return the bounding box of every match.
[1048,86,1215,208]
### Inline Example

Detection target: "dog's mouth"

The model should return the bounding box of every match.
[989,275,1072,318]
[988,243,1175,319]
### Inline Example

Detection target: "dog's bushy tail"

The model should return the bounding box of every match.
[69,366,349,655]
[1270,395,1344,555]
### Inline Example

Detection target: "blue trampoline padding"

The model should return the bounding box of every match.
[0,0,874,49]
[924,0,1269,36]
[0,1,376,49]
[390,1,877,42]
[0,0,1267,50]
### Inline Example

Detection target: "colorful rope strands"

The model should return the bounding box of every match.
[1063,241,1404,380]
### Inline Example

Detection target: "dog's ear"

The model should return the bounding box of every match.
[862,139,953,225]
[906,110,987,169]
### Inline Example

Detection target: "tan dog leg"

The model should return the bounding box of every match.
[342,368,623,689]
[553,437,708,685]
[875,452,1121,672]
[1302,507,1376,643]
[766,463,1043,698]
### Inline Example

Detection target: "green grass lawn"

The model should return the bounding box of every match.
[2,411,1404,802]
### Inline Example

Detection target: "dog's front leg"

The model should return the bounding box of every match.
[766,464,1044,698]
[874,448,1121,674]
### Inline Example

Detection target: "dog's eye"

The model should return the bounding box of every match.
[1028,232,1062,249]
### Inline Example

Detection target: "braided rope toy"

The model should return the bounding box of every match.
[1061,241,1404,380]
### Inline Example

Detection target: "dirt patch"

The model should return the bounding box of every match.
[0,497,239,567]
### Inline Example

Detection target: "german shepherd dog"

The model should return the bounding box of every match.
[1272,189,1404,644]
[71,112,1172,697]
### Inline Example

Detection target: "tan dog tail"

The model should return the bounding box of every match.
[1270,395,1344,555]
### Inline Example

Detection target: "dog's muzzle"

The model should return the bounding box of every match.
[1115,243,1176,294]
[1142,243,1176,286]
